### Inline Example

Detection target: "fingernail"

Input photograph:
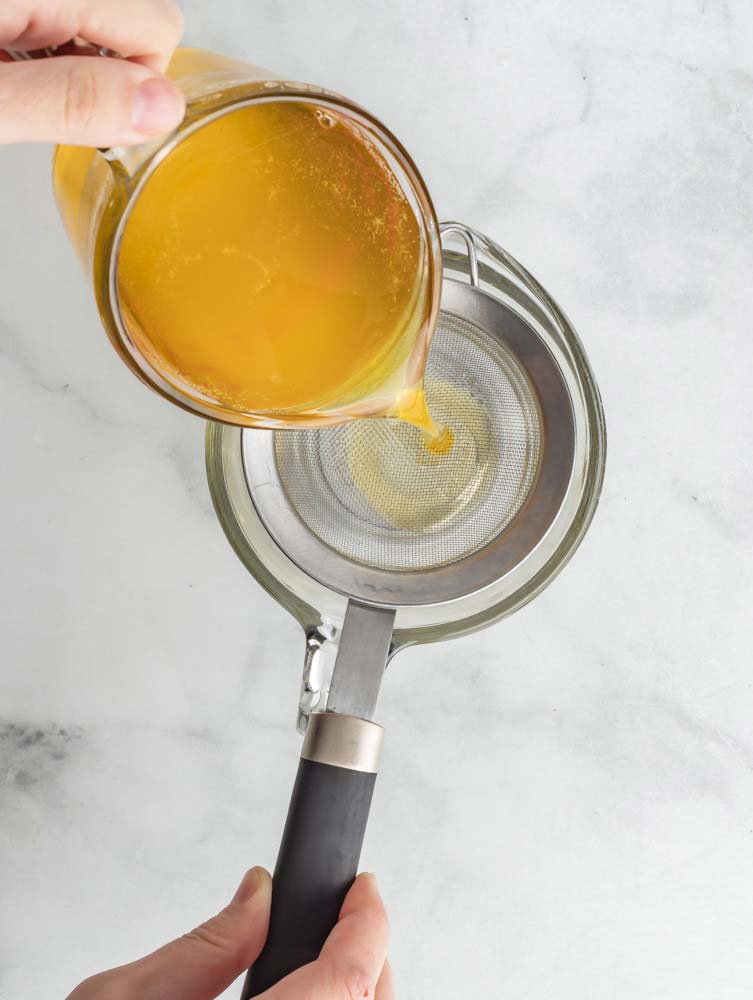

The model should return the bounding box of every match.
[232,867,264,904]
[132,77,185,135]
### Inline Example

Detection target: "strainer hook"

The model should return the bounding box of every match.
[440,221,480,286]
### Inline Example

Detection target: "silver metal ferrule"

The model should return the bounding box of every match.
[301,713,384,774]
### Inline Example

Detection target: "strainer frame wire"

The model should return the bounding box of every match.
[205,225,606,649]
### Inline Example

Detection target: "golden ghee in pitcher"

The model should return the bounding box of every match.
[115,98,446,441]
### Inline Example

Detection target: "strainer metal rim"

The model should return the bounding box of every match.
[205,224,606,648]
[242,278,575,607]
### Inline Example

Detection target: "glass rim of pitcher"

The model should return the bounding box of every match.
[102,86,443,427]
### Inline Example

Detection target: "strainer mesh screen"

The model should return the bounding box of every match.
[274,313,542,571]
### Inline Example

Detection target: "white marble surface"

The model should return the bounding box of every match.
[2,2,753,997]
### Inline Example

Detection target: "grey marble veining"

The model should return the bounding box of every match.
[2,2,753,997]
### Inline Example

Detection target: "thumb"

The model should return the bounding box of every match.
[68,867,273,1000]
[0,56,185,146]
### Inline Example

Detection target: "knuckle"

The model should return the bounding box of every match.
[183,922,227,954]
[181,913,244,974]
[62,62,99,133]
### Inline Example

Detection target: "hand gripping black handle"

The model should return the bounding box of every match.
[241,713,383,998]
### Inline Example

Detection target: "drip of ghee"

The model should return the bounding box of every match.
[424,424,455,455]
[346,380,493,532]
[116,99,436,424]
[394,386,455,455]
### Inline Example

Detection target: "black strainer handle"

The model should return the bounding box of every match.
[241,713,383,998]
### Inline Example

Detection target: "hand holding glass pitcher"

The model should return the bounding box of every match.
[0,0,186,145]
[2,0,443,437]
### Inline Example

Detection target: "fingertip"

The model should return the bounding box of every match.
[340,871,385,920]
[251,865,273,893]
[358,872,383,905]
[159,0,185,45]
[139,0,183,72]
[232,866,272,905]
[131,75,185,136]
[321,872,389,966]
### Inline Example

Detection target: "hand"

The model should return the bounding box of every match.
[66,869,395,999]
[0,0,185,146]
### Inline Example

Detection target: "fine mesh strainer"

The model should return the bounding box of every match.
[206,224,606,996]
[273,309,544,573]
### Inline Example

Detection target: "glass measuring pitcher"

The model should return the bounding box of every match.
[52,47,442,428]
